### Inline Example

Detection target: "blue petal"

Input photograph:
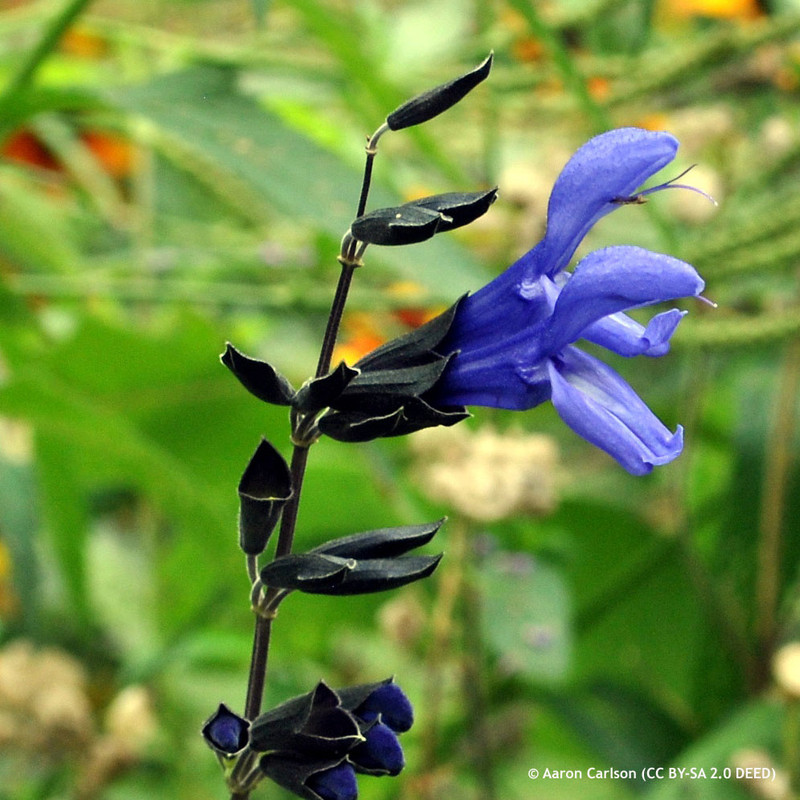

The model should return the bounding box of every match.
[435,346,551,411]
[356,683,414,733]
[517,128,679,283]
[350,722,405,775]
[541,246,704,355]
[440,266,555,360]
[547,347,683,475]
[307,763,358,800]
[583,309,687,357]
[202,703,249,754]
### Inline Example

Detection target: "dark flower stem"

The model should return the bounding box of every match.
[315,261,359,380]
[234,140,380,799]
[355,123,388,220]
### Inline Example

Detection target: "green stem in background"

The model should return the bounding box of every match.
[671,350,758,690]
[421,516,466,770]
[504,0,608,132]
[0,0,93,119]
[784,697,800,789]
[755,337,800,683]
[459,523,496,800]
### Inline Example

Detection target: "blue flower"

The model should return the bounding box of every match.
[202,703,250,756]
[433,127,708,475]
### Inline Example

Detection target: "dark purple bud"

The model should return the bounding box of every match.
[350,721,405,776]
[307,762,358,800]
[238,438,293,555]
[202,703,249,755]
[355,683,414,733]
[386,53,493,131]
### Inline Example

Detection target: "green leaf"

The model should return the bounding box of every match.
[0,168,82,273]
[105,67,488,297]
[34,433,91,623]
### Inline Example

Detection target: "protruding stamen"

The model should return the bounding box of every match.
[613,165,718,206]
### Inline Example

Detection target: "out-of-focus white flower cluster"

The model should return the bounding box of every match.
[0,639,157,798]
[409,425,562,522]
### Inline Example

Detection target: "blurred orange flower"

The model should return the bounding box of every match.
[661,0,763,19]
[2,127,135,180]
[332,283,444,366]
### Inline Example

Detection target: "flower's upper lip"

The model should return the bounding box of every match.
[517,127,680,281]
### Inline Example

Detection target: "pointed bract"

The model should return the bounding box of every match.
[238,438,293,555]
[386,53,493,131]
[350,204,444,246]
[261,553,442,596]
[311,519,444,560]
[294,362,360,413]
[405,188,498,232]
[221,343,296,406]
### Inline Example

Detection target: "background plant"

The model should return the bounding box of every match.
[0,1,799,799]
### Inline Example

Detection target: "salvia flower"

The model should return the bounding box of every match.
[431,127,710,475]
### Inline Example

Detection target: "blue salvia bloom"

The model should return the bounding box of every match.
[434,127,709,475]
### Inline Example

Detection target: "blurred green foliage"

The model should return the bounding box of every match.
[0,0,799,799]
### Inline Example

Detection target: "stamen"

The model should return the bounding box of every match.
[612,165,718,206]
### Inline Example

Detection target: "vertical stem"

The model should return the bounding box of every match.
[0,0,94,119]
[243,615,272,722]
[354,123,388,220]
[232,117,379,800]
[355,150,377,220]
[241,445,310,721]
[315,262,358,379]
[755,338,800,681]
[274,445,311,558]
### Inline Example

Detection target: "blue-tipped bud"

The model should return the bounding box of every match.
[350,721,405,776]
[202,703,250,755]
[307,762,358,800]
[355,683,414,733]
